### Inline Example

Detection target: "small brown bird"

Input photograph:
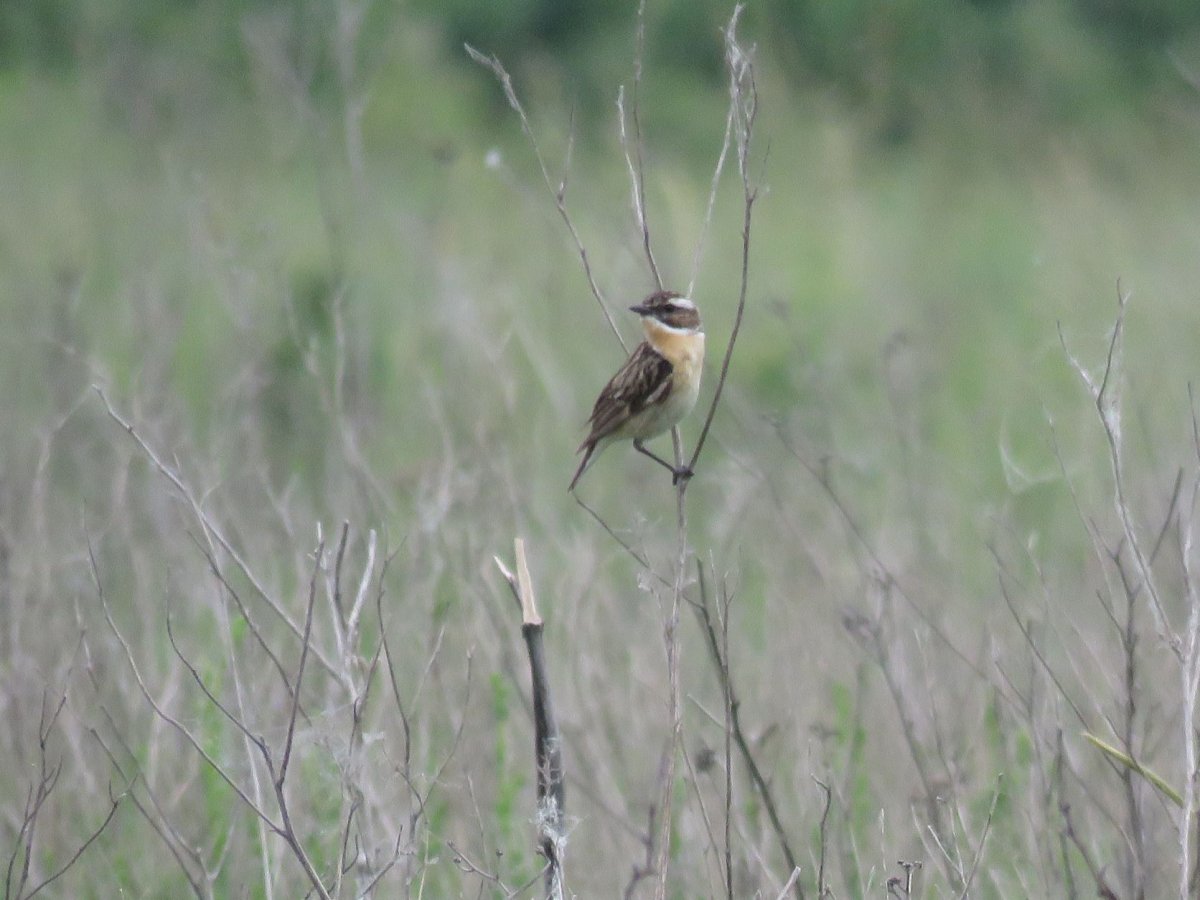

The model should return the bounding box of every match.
[569,290,705,491]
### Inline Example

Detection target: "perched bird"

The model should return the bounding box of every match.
[569,290,705,491]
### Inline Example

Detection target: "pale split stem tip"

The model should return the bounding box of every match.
[493,538,542,626]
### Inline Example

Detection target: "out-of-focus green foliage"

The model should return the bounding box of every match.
[409,0,1200,134]
[6,0,1200,129]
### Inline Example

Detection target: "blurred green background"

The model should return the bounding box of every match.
[4,0,1199,519]
[4,0,1200,895]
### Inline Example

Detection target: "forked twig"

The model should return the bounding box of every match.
[5,665,124,900]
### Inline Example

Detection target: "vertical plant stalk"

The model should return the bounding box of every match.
[1181,387,1200,900]
[722,584,734,900]
[695,563,803,897]
[495,540,567,899]
[653,465,688,900]
[1061,290,1199,899]
[653,9,757,896]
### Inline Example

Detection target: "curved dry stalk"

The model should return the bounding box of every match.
[618,15,663,292]
[959,776,1003,899]
[687,5,757,477]
[93,385,343,684]
[20,795,121,900]
[687,100,736,299]
[92,540,278,830]
[465,45,627,353]
[694,562,802,896]
[1058,288,1172,644]
[571,492,669,586]
[631,0,661,290]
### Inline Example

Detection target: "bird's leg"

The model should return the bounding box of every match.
[633,439,675,474]
[634,440,693,485]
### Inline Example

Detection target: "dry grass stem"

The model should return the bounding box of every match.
[465,44,628,353]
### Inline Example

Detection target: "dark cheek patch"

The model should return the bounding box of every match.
[663,309,701,330]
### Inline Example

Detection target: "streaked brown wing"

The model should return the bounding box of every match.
[584,341,673,443]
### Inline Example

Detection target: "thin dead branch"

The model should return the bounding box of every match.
[694,561,803,897]
[465,45,627,352]
[686,5,757,477]
[617,0,663,290]
[5,673,123,900]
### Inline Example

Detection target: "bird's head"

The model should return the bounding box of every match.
[630,290,702,334]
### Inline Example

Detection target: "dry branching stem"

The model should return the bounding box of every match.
[1060,287,1200,899]
[5,676,122,900]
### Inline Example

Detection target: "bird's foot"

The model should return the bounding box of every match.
[671,466,694,486]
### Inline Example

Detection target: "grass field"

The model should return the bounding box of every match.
[4,3,1200,897]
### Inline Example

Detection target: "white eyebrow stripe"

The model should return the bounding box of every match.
[670,297,696,310]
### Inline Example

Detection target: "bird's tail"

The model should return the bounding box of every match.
[568,441,597,492]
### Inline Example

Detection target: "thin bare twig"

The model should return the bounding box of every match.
[780,429,995,689]
[694,563,802,897]
[617,0,663,290]
[687,5,757,476]
[571,492,668,586]
[960,775,1003,898]
[678,742,724,894]
[6,661,123,900]
[465,45,627,352]
[93,385,343,683]
[279,536,323,788]
[92,538,278,828]
[624,805,658,900]
[22,794,122,900]
[1058,288,1172,644]
[721,573,734,900]
[688,103,736,298]
[813,777,833,898]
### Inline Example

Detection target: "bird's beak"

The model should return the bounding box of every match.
[629,304,649,315]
